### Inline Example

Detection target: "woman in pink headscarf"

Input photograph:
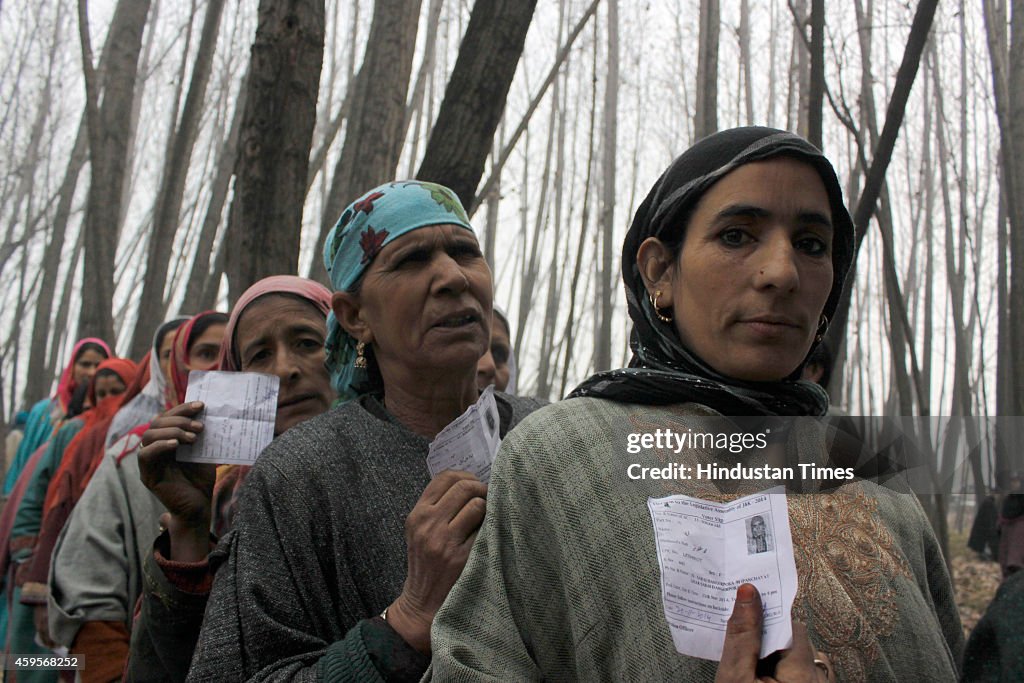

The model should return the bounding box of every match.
[3,338,111,495]
[123,275,335,682]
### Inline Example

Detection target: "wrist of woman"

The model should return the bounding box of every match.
[165,512,212,562]
[382,595,432,655]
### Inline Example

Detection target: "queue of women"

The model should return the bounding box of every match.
[0,127,973,681]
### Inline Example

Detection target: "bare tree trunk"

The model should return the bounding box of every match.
[933,46,985,501]
[807,0,825,148]
[160,0,196,174]
[47,229,86,382]
[920,55,934,405]
[310,0,419,284]
[306,97,351,197]
[560,22,599,397]
[512,134,530,385]
[7,247,29,414]
[225,0,325,301]
[1,6,59,401]
[535,1,569,398]
[515,99,557,362]
[823,0,939,380]
[594,0,618,372]
[995,169,1015,475]
[694,0,719,139]
[842,12,926,417]
[115,0,158,238]
[131,0,227,357]
[767,0,779,126]
[305,3,359,197]
[180,81,246,314]
[791,0,809,136]
[0,18,58,273]
[983,0,1024,419]
[984,0,1019,479]
[878,218,920,414]
[21,14,117,405]
[402,0,444,161]
[1009,0,1024,420]
[21,95,109,404]
[415,0,538,208]
[739,0,754,125]
[76,0,152,343]
[470,0,599,216]
[483,118,505,270]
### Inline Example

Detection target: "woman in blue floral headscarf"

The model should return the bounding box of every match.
[187,181,544,682]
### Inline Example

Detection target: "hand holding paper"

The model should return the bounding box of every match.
[139,401,216,526]
[647,486,797,661]
[426,386,501,482]
[715,584,829,682]
[177,370,279,465]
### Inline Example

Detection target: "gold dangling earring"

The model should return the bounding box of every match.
[815,315,829,343]
[649,289,673,323]
[354,341,367,369]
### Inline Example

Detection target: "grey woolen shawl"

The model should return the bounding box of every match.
[186,392,544,682]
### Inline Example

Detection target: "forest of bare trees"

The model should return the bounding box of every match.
[0,0,1020,509]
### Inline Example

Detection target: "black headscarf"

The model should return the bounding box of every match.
[570,127,855,416]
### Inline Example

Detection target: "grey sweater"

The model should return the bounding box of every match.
[186,392,543,682]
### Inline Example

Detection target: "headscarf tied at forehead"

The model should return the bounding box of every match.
[142,318,188,410]
[322,180,474,400]
[572,127,856,417]
[85,358,138,406]
[218,275,332,371]
[56,337,112,412]
[168,311,226,406]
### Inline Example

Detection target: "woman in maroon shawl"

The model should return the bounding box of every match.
[128,275,334,682]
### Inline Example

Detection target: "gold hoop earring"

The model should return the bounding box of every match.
[649,290,673,323]
[815,315,829,343]
[354,341,367,369]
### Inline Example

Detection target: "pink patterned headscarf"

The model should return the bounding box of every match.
[217,275,333,372]
[211,275,333,536]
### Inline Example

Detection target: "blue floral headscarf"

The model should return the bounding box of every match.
[322,180,474,400]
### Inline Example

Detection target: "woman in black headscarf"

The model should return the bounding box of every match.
[428,128,962,681]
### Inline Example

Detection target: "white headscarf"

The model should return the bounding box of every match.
[104,317,188,447]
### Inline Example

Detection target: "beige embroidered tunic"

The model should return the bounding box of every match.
[428,399,962,682]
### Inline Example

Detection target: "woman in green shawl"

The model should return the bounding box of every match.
[428,128,962,682]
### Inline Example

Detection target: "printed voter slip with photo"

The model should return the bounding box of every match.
[177,370,279,465]
[426,385,500,483]
[647,486,797,661]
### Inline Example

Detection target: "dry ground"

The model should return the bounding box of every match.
[950,529,1003,637]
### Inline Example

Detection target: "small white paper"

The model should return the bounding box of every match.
[647,486,797,661]
[426,386,501,482]
[177,370,279,466]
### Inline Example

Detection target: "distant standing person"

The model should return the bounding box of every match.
[998,473,1024,579]
[477,307,516,393]
[3,411,29,484]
